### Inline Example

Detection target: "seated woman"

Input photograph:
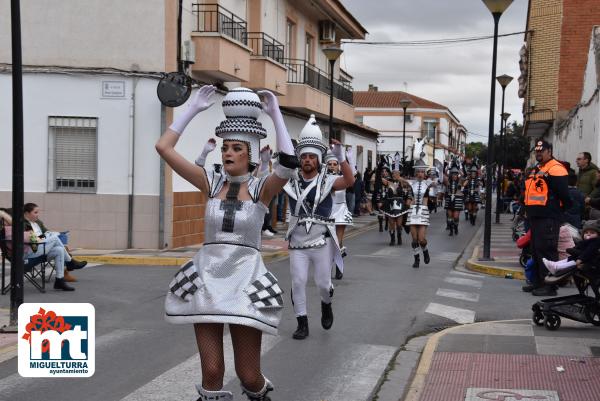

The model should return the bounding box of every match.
[2,207,75,291]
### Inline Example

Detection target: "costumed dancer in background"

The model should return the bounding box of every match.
[444,159,464,236]
[463,163,482,225]
[159,87,296,401]
[383,153,409,246]
[325,148,354,280]
[427,168,440,214]
[284,115,354,340]
[373,156,391,233]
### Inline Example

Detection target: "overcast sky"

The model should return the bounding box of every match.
[340,0,529,143]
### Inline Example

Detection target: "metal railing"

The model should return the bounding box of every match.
[246,32,285,63]
[192,3,247,45]
[282,58,353,105]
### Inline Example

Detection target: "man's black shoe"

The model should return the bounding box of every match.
[522,283,536,292]
[292,316,309,339]
[54,278,75,291]
[532,286,557,297]
[267,226,278,234]
[321,302,333,330]
[66,260,87,271]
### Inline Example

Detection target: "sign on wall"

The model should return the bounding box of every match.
[101,81,126,98]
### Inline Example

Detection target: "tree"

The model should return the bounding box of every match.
[492,121,529,170]
[465,142,487,163]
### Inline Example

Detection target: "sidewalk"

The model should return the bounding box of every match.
[404,319,600,401]
[66,214,378,266]
[465,213,525,280]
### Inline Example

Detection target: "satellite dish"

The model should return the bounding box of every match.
[157,72,192,107]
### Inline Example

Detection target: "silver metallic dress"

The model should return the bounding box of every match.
[164,167,283,335]
[407,179,432,226]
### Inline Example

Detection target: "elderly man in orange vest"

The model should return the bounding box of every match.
[523,139,572,296]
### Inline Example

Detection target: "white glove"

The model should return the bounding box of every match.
[195,139,217,167]
[257,146,272,176]
[169,85,216,135]
[331,143,345,163]
[257,90,294,155]
[346,147,357,174]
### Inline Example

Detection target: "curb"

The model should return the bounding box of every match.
[465,245,525,280]
[75,221,377,267]
[402,319,528,401]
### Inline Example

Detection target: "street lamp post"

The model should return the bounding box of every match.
[432,123,437,166]
[481,0,514,260]
[501,111,511,171]
[322,46,344,142]
[400,98,411,164]
[495,74,513,224]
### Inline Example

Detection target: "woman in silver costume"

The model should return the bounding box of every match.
[156,85,295,401]
[444,164,464,236]
[463,165,482,225]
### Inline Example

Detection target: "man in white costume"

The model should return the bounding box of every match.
[284,115,354,339]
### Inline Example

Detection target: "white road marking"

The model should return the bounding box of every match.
[120,334,282,401]
[444,276,483,288]
[425,302,475,324]
[436,288,480,303]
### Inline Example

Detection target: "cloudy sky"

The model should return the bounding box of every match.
[340,0,529,143]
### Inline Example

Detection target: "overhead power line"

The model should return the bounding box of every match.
[342,31,528,47]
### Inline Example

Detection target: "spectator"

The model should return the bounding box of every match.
[364,167,373,193]
[564,172,585,229]
[522,139,572,296]
[353,172,364,216]
[584,168,600,219]
[576,151,597,196]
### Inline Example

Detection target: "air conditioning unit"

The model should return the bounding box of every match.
[319,20,336,43]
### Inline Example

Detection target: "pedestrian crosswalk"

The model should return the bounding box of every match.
[425,270,484,324]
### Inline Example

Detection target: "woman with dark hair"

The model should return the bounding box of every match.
[156,86,295,401]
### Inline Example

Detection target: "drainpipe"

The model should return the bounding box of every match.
[127,74,139,249]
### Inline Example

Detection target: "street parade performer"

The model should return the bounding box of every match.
[463,163,482,225]
[325,148,355,279]
[397,139,433,268]
[383,154,410,246]
[284,115,354,340]
[373,156,392,233]
[157,86,296,401]
[444,158,464,236]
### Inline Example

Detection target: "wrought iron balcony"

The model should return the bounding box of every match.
[282,58,353,105]
[192,3,247,45]
[246,32,285,64]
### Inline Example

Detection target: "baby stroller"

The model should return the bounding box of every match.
[512,213,527,241]
[531,260,600,331]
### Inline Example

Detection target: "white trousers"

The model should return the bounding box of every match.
[289,238,335,317]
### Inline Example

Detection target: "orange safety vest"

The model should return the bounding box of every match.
[524,159,567,206]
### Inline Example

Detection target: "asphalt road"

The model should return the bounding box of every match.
[0,211,537,401]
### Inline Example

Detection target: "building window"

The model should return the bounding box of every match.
[48,116,97,193]
[285,20,295,59]
[305,34,314,63]
[423,119,438,140]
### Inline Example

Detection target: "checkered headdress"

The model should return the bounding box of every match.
[296,114,327,163]
[215,87,267,166]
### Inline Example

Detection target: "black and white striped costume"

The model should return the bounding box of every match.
[444,180,464,211]
[384,182,409,218]
[407,179,432,226]
[463,177,482,204]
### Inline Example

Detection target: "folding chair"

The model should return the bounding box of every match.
[1,232,56,294]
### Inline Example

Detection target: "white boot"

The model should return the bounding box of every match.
[241,377,273,401]
[542,258,557,274]
[195,384,233,401]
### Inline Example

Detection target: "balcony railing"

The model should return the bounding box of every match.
[282,58,353,105]
[246,32,285,63]
[192,3,247,45]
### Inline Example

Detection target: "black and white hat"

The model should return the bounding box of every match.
[215,87,267,165]
[296,114,327,163]
[414,159,429,171]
